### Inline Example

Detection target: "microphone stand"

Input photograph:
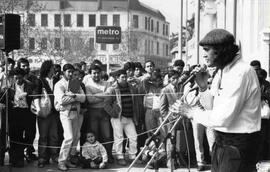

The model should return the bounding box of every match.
[143,114,183,172]
[127,110,178,172]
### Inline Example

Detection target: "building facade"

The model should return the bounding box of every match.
[15,0,171,71]
[174,0,270,75]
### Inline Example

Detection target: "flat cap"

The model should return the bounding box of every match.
[199,29,235,46]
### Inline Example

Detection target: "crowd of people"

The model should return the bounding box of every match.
[0,29,269,172]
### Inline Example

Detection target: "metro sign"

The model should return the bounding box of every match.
[96,26,121,44]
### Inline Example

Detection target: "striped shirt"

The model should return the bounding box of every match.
[119,84,133,118]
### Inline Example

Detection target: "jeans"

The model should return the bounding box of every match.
[192,120,215,165]
[58,111,78,163]
[111,117,137,159]
[70,114,84,155]
[86,108,113,158]
[9,108,33,163]
[211,131,260,172]
[37,112,59,161]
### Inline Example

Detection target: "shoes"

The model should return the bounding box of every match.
[25,153,38,161]
[66,161,77,168]
[117,159,127,166]
[58,163,68,171]
[69,155,79,165]
[197,164,207,171]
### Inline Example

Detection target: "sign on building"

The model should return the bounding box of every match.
[96,26,121,44]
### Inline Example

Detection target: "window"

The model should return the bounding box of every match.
[29,38,35,49]
[151,19,154,32]
[28,13,35,27]
[54,14,61,27]
[100,14,107,26]
[156,21,159,33]
[145,17,147,30]
[157,42,159,55]
[55,38,61,50]
[77,14,83,27]
[148,40,150,54]
[89,14,96,27]
[101,43,106,50]
[133,15,138,28]
[64,37,71,50]
[148,18,150,31]
[144,40,147,54]
[41,38,47,50]
[64,14,71,27]
[113,44,119,50]
[163,24,165,35]
[41,14,48,27]
[166,44,169,56]
[166,25,169,36]
[113,14,120,26]
[89,38,94,51]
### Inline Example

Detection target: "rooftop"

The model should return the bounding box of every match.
[27,0,166,20]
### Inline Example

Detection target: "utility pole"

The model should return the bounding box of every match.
[178,0,183,60]
[195,0,200,64]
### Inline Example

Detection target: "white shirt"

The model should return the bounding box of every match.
[46,77,53,90]
[83,75,109,108]
[193,55,261,133]
[14,83,28,108]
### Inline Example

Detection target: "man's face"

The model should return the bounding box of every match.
[202,45,219,67]
[8,63,14,72]
[173,66,184,75]
[117,74,127,85]
[63,69,74,80]
[169,74,179,87]
[134,67,141,77]
[90,69,101,82]
[14,74,24,85]
[145,62,154,74]
[126,68,134,78]
[20,62,30,74]
[73,70,82,81]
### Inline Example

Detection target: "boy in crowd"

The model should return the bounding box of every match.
[81,132,107,169]
[104,69,138,166]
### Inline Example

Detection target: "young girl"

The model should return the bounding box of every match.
[81,132,108,169]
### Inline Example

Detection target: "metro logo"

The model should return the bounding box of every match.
[96,26,121,44]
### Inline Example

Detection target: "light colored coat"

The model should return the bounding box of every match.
[54,78,86,117]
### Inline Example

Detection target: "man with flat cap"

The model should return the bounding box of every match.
[172,29,261,172]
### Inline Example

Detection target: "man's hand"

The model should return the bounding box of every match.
[65,91,76,98]
[193,66,209,91]
[170,100,193,119]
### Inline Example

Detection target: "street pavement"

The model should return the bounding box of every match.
[0,153,211,172]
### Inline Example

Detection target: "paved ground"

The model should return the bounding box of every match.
[0,153,211,172]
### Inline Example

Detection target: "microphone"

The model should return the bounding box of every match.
[182,64,207,86]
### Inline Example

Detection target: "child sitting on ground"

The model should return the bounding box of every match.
[81,132,108,169]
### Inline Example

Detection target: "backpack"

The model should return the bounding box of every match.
[31,87,52,118]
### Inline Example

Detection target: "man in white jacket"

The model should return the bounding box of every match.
[54,64,86,171]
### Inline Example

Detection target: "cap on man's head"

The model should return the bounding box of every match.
[199,29,235,46]
[250,60,261,70]
[173,59,185,67]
